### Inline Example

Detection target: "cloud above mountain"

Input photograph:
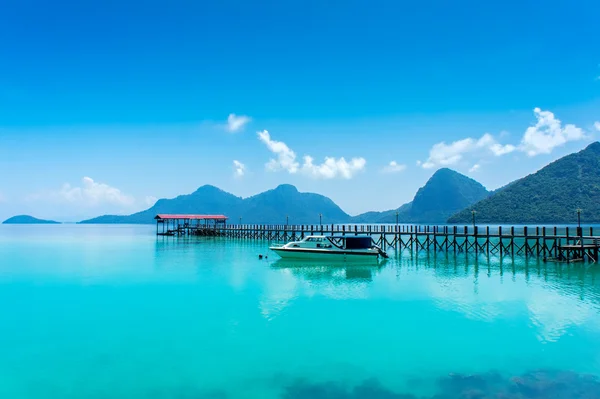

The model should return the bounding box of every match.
[257,130,366,179]
[418,133,515,169]
[418,108,588,169]
[232,160,246,177]
[520,108,586,156]
[56,177,135,207]
[24,177,156,218]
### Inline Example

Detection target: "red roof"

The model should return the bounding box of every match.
[154,214,228,220]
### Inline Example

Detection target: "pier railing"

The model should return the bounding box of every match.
[157,222,600,262]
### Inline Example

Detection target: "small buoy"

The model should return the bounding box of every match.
[258,254,263,259]
[265,255,268,259]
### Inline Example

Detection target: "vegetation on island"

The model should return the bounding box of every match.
[2,215,60,224]
[352,168,489,223]
[80,184,350,225]
[33,142,599,226]
[448,142,600,223]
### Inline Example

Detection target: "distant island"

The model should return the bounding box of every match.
[2,215,60,224]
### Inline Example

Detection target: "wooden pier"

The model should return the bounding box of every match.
[154,215,600,262]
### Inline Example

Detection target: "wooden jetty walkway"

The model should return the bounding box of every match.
[154,215,600,262]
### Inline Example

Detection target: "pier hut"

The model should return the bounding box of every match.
[154,214,228,236]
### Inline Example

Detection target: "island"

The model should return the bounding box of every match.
[2,215,61,224]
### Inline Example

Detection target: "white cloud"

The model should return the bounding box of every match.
[418,108,588,169]
[226,113,251,132]
[233,160,246,178]
[301,156,366,179]
[519,108,586,156]
[145,196,158,206]
[58,177,135,207]
[381,161,407,173]
[594,121,600,132]
[489,142,516,156]
[27,177,135,208]
[257,130,300,173]
[418,133,514,169]
[469,164,480,173]
[257,130,366,179]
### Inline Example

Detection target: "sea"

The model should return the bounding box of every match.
[1,224,600,399]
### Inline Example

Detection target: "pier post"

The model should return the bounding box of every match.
[542,227,546,258]
[535,227,540,256]
[453,226,457,254]
[524,226,529,257]
[499,226,503,257]
[510,227,515,257]
[445,226,449,252]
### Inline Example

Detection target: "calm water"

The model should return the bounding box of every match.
[2,225,600,399]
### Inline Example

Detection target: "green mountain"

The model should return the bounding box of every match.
[79,184,349,224]
[352,168,489,223]
[241,184,349,224]
[80,185,244,224]
[448,142,600,224]
[3,215,60,224]
[350,202,412,223]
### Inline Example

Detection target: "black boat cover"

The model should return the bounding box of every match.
[344,237,373,249]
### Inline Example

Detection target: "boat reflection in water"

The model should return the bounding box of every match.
[269,257,385,282]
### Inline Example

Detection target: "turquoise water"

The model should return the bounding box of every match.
[2,225,600,398]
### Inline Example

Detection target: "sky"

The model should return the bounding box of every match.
[0,0,599,222]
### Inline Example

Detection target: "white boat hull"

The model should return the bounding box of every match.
[270,247,379,261]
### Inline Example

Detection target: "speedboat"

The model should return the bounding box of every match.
[269,235,388,260]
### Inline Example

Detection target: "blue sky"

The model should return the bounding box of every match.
[0,0,599,221]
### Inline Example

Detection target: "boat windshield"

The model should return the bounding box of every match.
[303,236,327,242]
[343,237,373,249]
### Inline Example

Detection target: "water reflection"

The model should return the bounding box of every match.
[400,253,600,342]
[270,259,384,282]
[261,252,600,344]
